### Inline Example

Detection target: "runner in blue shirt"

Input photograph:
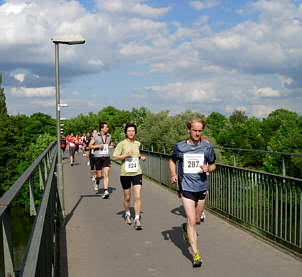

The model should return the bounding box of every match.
[169,117,216,267]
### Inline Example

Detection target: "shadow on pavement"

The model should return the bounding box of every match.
[170,205,186,218]
[56,225,68,277]
[116,207,144,218]
[65,194,101,225]
[96,186,117,195]
[161,226,192,262]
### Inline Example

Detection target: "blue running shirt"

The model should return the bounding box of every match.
[171,139,216,192]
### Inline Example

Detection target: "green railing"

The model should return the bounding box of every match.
[139,149,302,255]
[0,142,60,277]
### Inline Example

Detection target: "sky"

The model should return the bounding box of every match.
[1,0,302,119]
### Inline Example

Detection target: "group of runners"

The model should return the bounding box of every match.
[62,117,216,267]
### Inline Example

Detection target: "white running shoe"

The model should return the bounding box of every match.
[125,215,132,225]
[94,180,99,191]
[87,161,90,166]
[134,218,143,230]
[102,190,110,199]
[200,211,206,222]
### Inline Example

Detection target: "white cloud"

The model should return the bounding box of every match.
[14,74,25,83]
[95,0,171,18]
[189,0,220,11]
[10,86,55,98]
[251,105,275,118]
[88,59,104,66]
[1,0,302,118]
[145,81,218,103]
[250,87,281,97]
[72,91,80,96]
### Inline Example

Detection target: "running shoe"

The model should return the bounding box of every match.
[87,161,90,166]
[192,251,202,267]
[200,211,206,222]
[134,218,143,230]
[125,214,132,225]
[102,190,110,199]
[91,175,96,182]
[94,180,98,191]
[181,223,189,242]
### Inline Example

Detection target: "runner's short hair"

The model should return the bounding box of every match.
[124,123,137,136]
[99,122,108,130]
[186,117,206,129]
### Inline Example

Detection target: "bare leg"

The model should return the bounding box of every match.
[103,167,110,190]
[195,199,206,223]
[133,185,142,217]
[182,196,198,255]
[123,189,131,212]
[96,169,102,183]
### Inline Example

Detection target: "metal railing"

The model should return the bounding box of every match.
[140,149,302,254]
[140,141,302,177]
[0,142,60,277]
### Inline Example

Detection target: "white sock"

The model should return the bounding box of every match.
[125,211,131,217]
[134,215,140,221]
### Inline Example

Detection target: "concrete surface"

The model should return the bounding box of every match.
[61,152,302,277]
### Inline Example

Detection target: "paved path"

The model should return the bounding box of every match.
[62,152,302,277]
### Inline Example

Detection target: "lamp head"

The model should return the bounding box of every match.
[52,35,85,45]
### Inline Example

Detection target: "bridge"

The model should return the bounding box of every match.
[0,143,302,276]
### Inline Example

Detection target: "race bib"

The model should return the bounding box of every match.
[97,144,109,155]
[184,154,204,174]
[69,142,75,147]
[125,158,139,173]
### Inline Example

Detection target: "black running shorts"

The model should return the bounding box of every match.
[94,156,111,170]
[120,174,142,190]
[89,155,96,170]
[69,148,76,156]
[180,190,207,202]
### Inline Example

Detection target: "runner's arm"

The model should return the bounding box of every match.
[169,159,178,184]
[109,139,114,149]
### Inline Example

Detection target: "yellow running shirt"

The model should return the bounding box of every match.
[113,139,142,176]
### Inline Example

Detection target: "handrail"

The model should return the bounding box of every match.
[140,140,302,157]
[0,142,57,277]
[140,149,302,255]
[0,142,56,217]
[140,141,302,177]
[20,148,58,277]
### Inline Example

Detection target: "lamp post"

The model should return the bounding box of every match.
[52,36,85,223]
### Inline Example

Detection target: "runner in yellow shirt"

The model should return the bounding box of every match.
[113,123,146,230]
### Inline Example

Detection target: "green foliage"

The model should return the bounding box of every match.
[1,104,301,208]
[207,112,228,138]
[0,111,56,206]
[13,133,56,207]
[0,74,7,117]
[229,110,248,124]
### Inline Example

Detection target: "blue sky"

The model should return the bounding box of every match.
[1,0,302,119]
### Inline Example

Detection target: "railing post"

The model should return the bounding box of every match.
[233,151,237,167]
[2,208,15,277]
[39,163,44,190]
[282,155,286,177]
[29,175,37,216]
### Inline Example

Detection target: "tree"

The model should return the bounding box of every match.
[0,74,7,117]
[207,112,228,138]
[229,110,248,124]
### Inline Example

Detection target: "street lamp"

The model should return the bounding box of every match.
[52,35,85,222]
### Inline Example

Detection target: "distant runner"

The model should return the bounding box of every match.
[169,117,216,267]
[113,123,146,230]
[89,123,114,199]
[66,132,77,166]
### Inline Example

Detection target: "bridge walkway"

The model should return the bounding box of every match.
[60,152,302,277]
